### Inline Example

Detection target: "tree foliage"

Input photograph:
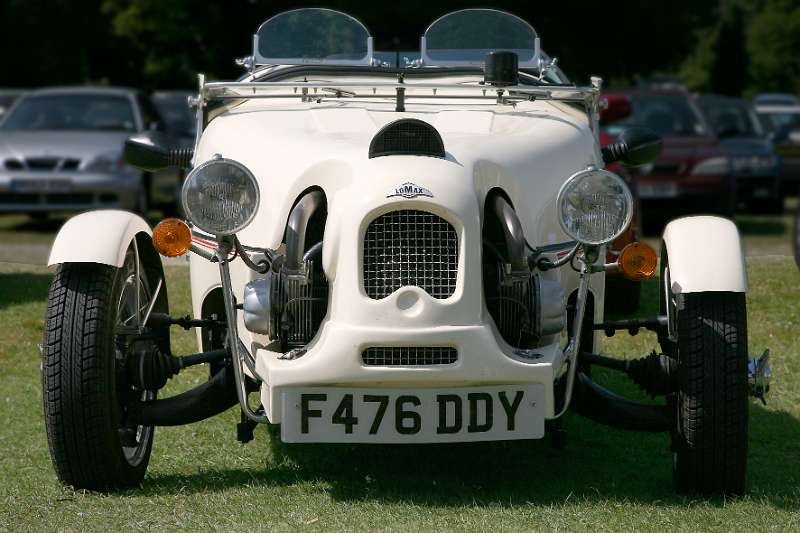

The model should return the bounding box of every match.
[681,0,800,96]
[0,0,796,96]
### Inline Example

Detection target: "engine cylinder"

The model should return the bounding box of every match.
[242,260,328,349]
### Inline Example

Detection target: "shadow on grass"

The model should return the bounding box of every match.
[735,216,787,236]
[0,272,51,309]
[141,274,798,508]
[140,402,799,509]
[2,217,66,234]
[141,258,797,507]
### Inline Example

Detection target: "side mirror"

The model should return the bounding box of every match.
[602,126,662,167]
[599,94,632,125]
[789,129,800,144]
[124,131,193,171]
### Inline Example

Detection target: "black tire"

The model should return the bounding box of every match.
[604,276,641,315]
[665,287,749,495]
[41,251,158,490]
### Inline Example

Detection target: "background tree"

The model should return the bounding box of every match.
[746,0,800,94]
[3,0,797,96]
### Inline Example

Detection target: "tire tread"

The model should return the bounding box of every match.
[674,292,748,495]
[41,263,148,490]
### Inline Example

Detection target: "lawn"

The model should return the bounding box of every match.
[0,256,798,531]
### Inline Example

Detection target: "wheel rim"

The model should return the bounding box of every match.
[115,248,156,467]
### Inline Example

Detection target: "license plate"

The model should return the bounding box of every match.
[281,385,544,443]
[753,187,771,198]
[638,183,678,198]
[10,178,71,193]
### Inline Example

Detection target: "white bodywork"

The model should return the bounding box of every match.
[662,216,747,294]
[188,72,605,423]
[48,210,151,267]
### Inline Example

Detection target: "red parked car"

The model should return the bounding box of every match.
[599,94,646,314]
[604,89,735,228]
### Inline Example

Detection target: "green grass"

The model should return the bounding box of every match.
[1,258,799,531]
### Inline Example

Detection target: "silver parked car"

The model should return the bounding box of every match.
[0,86,180,217]
[0,89,27,119]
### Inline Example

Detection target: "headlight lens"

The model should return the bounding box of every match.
[557,168,633,245]
[181,156,259,235]
[83,153,127,174]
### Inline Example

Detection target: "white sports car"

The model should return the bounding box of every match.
[42,8,769,495]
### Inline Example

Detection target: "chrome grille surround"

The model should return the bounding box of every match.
[362,346,458,366]
[363,209,458,299]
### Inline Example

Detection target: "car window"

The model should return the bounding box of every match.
[699,99,763,138]
[136,94,165,131]
[153,95,195,136]
[0,93,136,132]
[757,111,800,142]
[614,94,707,137]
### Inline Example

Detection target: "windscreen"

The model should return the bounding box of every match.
[254,8,371,65]
[423,9,538,66]
[0,94,136,132]
[611,94,707,137]
[699,99,764,138]
[153,94,195,136]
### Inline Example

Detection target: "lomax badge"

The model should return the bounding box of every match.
[386,182,433,199]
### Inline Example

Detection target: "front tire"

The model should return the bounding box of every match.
[664,285,749,495]
[41,251,158,490]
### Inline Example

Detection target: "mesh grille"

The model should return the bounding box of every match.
[362,347,458,366]
[369,119,445,158]
[363,210,458,299]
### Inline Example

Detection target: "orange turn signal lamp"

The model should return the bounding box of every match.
[618,241,658,281]
[152,218,192,258]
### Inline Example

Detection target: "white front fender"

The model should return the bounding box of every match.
[662,215,747,294]
[48,210,152,267]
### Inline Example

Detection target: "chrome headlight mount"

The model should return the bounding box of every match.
[557,167,633,246]
[181,155,260,236]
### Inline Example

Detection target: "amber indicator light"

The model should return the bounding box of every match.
[152,218,192,257]
[618,241,658,281]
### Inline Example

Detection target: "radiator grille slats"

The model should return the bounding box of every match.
[362,347,458,366]
[363,210,458,299]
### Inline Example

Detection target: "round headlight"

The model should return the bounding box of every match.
[557,168,633,245]
[181,156,259,235]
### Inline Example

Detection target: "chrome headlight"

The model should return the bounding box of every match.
[557,168,633,245]
[181,156,259,235]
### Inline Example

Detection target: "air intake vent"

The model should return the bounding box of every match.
[362,347,458,366]
[369,119,445,159]
[363,210,458,300]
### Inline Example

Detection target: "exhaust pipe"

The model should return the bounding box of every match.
[285,190,325,274]
[490,194,528,273]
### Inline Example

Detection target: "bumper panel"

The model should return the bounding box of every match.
[256,321,563,423]
[0,172,139,212]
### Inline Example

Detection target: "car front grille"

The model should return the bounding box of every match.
[362,346,458,366]
[363,209,458,299]
[25,157,61,170]
[4,159,24,170]
[3,157,82,171]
